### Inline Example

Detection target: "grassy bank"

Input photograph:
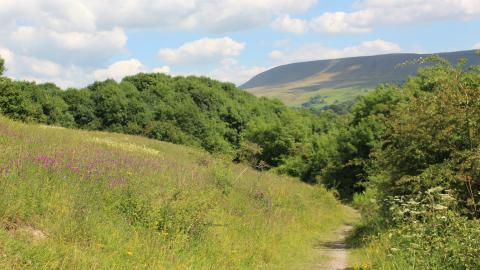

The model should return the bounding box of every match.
[0,117,354,269]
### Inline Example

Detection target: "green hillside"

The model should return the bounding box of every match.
[0,117,356,269]
[241,50,480,108]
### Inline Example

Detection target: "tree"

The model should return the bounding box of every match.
[0,79,42,121]
[0,57,5,75]
[370,57,480,217]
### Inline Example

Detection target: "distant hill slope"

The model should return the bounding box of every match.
[241,50,480,107]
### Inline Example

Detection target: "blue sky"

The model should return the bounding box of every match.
[0,0,479,88]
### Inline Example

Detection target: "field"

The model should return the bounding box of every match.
[247,84,370,108]
[0,117,356,269]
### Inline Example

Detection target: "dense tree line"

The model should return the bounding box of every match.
[0,60,344,186]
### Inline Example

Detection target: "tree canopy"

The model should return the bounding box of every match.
[0,58,4,75]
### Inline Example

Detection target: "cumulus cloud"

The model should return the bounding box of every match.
[474,43,480,49]
[0,47,87,87]
[0,48,14,68]
[5,26,127,68]
[0,47,61,78]
[173,0,317,33]
[175,64,268,85]
[311,0,480,33]
[158,37,245,66]
[90,59,171,82]
[269,39,402,64]
[310,11,373,33]
[93,59,147,81]
[153,66,171,74]
[0,48,169,87]
[0,0,318,87]
[2,0,317,33]
[212,65,269,85]
[271,15,308,34]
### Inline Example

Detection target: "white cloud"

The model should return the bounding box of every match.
[0,47,86,87]
[311,0,480,33]
[5,26,127,67]
[474,43,480,49]
[175,0,317,33]
[271,15,308,34]
[212,65,269,85]
[49,28,126,51]
[310,11,373,33]
[158,37,245,65]
[20,56,62,78]
[2,0,317,33]
[177,66,268,86]
[0,47,61,78]
[269,39,402,64]
[0,48,170,87]
[153,66,171,74]
[93,59,146,81]
[93,59,170,82]
[0,48,14,67]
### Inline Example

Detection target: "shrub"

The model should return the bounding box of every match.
[374,187,480,269]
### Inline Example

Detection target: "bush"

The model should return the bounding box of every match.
[372,187,480,269]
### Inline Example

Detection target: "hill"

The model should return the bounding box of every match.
[241,50,480,107]
[0,117,356,269]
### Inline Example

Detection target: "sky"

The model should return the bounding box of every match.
[0,0,479,88]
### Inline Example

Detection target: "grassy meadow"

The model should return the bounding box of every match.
[0,117,356,269]
[248,85,370,108]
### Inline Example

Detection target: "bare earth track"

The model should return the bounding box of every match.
[313,225,354,270]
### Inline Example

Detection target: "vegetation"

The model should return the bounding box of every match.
[300,88,371,112]
[348,55,480,269]
[0,66,354,187]
[0,117,356,269]
[0,58,4,76]
[1,52,480,268]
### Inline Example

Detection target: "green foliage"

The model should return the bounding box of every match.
[349,56,480,269]
[370,59,480,217]
[379,213,480,269]
[357,188,480,269]
[0,57,5,75]
[316,84,406,198]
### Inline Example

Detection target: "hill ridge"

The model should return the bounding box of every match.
[240,49,479,107]
[241,50,479,89]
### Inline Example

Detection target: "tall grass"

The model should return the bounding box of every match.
[0,117,354,269]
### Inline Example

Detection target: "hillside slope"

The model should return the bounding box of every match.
[0,117,356,269]
[241,50,480,107]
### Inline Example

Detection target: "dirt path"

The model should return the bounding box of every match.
[312,225,353,270]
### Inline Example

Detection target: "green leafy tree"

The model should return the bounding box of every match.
[370,57,480,217]
[0,57,5,75]
[62,88,99,129]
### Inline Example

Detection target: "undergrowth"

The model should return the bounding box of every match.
[0,117,353,269]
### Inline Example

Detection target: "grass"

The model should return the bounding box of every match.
[248,85,371,108]
[0,117,355,269]
[245,70,372,107]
